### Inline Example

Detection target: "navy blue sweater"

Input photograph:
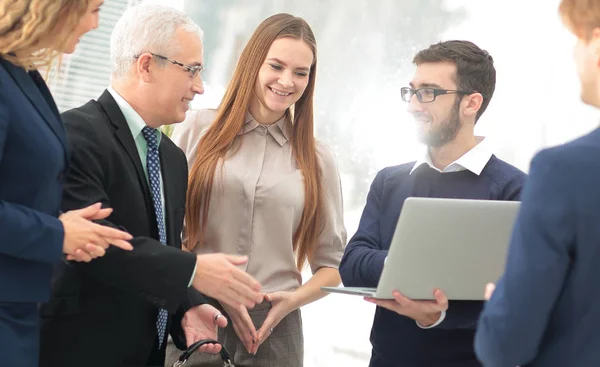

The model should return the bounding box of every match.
[339,155,526,367]
[476,128,600,367]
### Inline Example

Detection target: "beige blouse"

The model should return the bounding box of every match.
[171,109,346,293]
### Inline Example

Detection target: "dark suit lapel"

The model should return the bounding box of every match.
[97,90,154,212]
[1,59,67,152]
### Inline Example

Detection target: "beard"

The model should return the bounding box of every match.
[418,98,462,148]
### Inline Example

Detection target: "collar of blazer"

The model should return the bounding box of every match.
[0,57,68,153]
[97,89,155,210]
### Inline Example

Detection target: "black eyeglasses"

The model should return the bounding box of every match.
[400,87,474,103]
[135,53,205,78]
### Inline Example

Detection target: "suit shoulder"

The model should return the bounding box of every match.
[365,162,415,189]
[536,129,600,168]
[380,162,416,179]
[483,156,527,181]
[61,100,106,130]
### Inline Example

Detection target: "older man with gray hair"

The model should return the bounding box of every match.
[39,4,263,367]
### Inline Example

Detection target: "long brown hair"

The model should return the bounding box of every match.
[0,0,89,69]
[186,13,323,270]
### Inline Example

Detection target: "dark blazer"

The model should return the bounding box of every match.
[0,57,67,366]
[475,127,600,367]
[39,90,205,367]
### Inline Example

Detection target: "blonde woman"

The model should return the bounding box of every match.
[169,13,346,367]
[0,1,133,365]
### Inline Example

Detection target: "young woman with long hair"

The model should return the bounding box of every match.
[169,13,346,367]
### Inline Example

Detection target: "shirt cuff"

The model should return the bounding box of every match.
[416,310,446,329]
[187,261,197,287]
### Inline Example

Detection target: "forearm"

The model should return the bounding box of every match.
[289,267,341,309]
[0,200,64,263]
[71,236,196,312]
[339,245,387,287]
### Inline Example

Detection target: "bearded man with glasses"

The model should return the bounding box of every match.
[339,40,527,367]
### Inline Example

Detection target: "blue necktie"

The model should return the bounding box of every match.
[141,126,169,348]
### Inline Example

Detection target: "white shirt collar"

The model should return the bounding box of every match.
[106,86,160,143]
[409,136,492,176]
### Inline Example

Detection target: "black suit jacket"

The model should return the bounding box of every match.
[39,90,204,367]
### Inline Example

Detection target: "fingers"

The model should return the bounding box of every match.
[91,224,133,250]
[433,289,449,310]
[198,343,222,354]
[67,244,106,262]
[484,282,496,300]
[213,313,228,328]
[185,333,222,354]
[108,239,135,251]
[239,306,257,344]
[185,330,192,348]
[228,306,256,353]
[69,202,102,218]
[219,288,246,310]
[89,233,110,250]
[392,291,411,307]
[88,207,113,220]
[231,317,253,353]
[231,268,262,292]
[364,297,395,312]
[92,223,133,241]
[256,309,275,344]
[229,268,264,305]
[255,322,275,354]
[227,280,262,309]
[71,249,92,262]
[226,254,249,266]
[84,243,106,258]
[265,292,282,303]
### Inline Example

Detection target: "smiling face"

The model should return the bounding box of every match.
[146,28,205,125]
[249,37,314,124]
[408,61,465,147]
[61,0,103,54]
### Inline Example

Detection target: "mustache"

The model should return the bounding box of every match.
[411,113,431,121]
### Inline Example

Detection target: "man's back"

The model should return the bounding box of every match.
[476,127,600,367]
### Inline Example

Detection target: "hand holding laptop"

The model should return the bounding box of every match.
[484,282,496,300]
[365,288,448,326]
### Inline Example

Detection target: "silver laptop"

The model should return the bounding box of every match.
[323,197,520,300]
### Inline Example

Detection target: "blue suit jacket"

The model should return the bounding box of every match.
[0,57,67,302]
[475,127,600,366]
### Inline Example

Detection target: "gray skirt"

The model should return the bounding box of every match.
[165,300,303,367]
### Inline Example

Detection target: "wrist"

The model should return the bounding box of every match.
[416,311,442,327]
[286,291,302,311]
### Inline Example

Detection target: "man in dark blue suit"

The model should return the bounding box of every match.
[475,1,600,366]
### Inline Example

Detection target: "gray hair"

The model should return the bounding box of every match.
[110,4,203,79]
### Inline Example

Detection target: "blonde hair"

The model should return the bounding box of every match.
[186,13,324,271]
[0,0,89,69]
[559,0,600,39]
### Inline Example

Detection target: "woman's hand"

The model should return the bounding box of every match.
[221,302,258,353]
[252,291,298,354]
